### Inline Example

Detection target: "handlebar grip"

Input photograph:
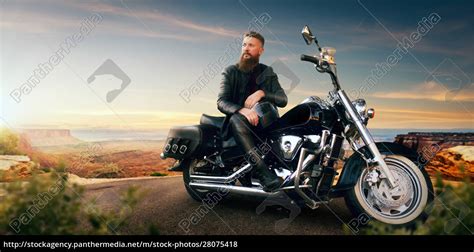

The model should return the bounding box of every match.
[300,54,320,64]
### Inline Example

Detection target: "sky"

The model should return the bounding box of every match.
[1,0,473,132]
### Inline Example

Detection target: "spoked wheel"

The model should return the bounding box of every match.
[345,155,433,226]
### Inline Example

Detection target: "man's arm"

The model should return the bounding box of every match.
[217,67,242,115]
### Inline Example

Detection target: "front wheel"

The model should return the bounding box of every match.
[345,155,434,226]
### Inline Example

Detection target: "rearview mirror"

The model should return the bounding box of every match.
[302,25,315,45]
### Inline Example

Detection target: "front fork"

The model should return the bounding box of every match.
[337,90,399,188]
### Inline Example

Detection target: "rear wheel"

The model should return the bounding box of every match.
[345,155,434,226]
[183,159,230,202]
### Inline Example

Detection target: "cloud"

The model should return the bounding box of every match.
[368,107,474,128]
[42,110,203,130]
[370,81,474,102]
[0,1,242,42]
[65,1,242,38]
[323,18,473,59]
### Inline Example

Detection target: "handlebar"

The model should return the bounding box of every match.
[300,54,341,90]
[300,54,320,65]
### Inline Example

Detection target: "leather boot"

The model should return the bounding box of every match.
[229,114,281,192]
[255,164,281,192]
[248,150,281,192]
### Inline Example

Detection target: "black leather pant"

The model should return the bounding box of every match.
[229,113,265,166]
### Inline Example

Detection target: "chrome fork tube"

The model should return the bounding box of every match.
[337,90,398,188]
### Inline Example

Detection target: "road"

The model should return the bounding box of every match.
[83,176,354,235]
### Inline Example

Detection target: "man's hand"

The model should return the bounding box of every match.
[244,90,265,109]
[238,107,259,126]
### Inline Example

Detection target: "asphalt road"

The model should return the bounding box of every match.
[83,176,354,235]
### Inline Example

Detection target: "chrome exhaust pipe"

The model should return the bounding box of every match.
[189,182,312,197]
[189,182,278,197]
[190,163,252,183]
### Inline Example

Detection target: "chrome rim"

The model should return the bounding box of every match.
[357,156,424,221]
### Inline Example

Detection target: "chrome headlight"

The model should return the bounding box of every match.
[352,99,367,118]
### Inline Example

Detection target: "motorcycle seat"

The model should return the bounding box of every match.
[200,114,238,148]
[200,114,226,129]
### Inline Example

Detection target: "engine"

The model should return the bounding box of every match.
[277,135,321,161]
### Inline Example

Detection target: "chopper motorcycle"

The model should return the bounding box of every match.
[161,25,434,226]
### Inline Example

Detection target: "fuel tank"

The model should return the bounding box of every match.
[266,98,340,136]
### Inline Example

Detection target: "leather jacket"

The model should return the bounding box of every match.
[217,64,288,116]
[217,63,288,137]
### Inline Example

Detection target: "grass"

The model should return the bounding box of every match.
[150,172,168,177]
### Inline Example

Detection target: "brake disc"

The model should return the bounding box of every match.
[370,167,413,208]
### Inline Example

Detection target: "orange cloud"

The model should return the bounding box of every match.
[67,1,241,37]
[369,108,474,128]
[370,81,474,102]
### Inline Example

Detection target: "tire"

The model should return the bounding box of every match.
[344,155,434,226]
[182,159,230,202]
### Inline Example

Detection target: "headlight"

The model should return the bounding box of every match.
[352,99,367,118]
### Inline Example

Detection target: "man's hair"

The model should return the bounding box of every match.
[244,31,265,47]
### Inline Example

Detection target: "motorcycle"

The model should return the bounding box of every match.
[161,25,434,226]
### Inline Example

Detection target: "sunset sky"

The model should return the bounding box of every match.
[1,0,473,132]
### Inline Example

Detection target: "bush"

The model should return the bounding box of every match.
[150,172,167,177]
[0,168,143,234]
[89,163,123,178]
[0,128,22,155]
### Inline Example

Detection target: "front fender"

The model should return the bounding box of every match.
[330,142,424,197]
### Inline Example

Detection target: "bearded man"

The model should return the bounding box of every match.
[217,31,288,192]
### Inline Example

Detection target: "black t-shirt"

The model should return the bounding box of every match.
[244,67,261,99]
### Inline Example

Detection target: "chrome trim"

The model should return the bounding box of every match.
[275,168,293,180]
[292,130,329,209]
[282,151,316,185]
[279,135,303,160]
[300,96,331,109]
[190,163,252,183]
[367,108,375,119]
[249,181,312,191]
[304,135,321,145]
[294,148,318,209]
[280,185,312,190]
[188,182,313,198]
[337,90,398,188]
[189,182,279,197]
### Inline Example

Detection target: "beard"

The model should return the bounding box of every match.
[238,52,259,72]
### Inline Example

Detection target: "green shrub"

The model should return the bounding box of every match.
[0,128,21,155]
[150,172,167,177]
[0,168,143,234]
[90,163,123,178]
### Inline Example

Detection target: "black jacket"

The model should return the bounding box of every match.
[217,63,288,137]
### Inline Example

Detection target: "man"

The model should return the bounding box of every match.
[217,31,288,192]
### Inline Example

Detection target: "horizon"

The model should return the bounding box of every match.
[13,127,474,143]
